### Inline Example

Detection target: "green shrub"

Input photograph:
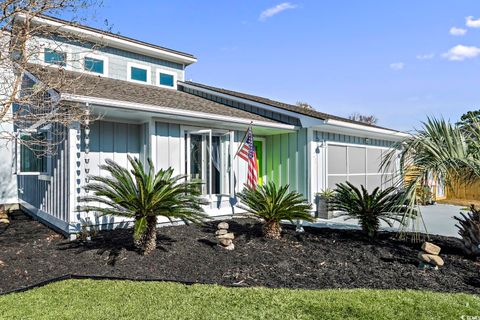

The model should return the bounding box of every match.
[237,182,313,239]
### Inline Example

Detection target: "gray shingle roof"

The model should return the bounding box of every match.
[27,66,279,124]
[182,81,399,132]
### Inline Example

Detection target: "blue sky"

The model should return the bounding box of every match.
[77,1,480,131]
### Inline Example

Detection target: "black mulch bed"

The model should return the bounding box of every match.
[1,210,479,294]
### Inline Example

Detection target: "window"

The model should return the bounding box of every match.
[84,57,104,74]
[44,48,66,66]
[156,69,176,88]
[131,67,147,81]
[19,133,47,173]
[159,73,174,87]
[185,129,233,196]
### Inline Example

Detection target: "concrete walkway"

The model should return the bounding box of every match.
[304,204,466,238]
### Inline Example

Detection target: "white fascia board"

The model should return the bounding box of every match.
[316,119,410,141]
[60,93,297,131]
[19,14,197,66]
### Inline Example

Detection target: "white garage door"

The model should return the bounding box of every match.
[327,144,396,191]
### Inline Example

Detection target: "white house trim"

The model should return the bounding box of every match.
[19,14,197,65]
[60,93,298,131]
[156,68,177,89]
[80,52,109,77]
[127,61,151,85]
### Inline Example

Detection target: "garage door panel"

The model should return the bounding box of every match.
[367,149,383,173]
[328,145,347,175]
[349,175,366,189]
[367,175,382,192]
[348,147,366,174]
[328,175,347,189]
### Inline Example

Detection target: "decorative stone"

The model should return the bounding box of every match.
[217,232,234,240]
[421,242,441,255]
[217,222,229,230]
[418,252,444,267]
[215,229,228,236]
[0,218,9,224]
[219,239,233,246]
[224,243,235,251]
[0,212,8,219]
[418,261,439,270]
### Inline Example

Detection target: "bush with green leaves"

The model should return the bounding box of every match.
[237,182,313,239]
[329,182,413,238]
[79,156,207,255]
[454,205,480,257]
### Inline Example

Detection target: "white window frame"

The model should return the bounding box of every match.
[15,131,50,177]
[156,68,177,89]
[127,62,151,84]
[40,46,71,70]
[81,52,109,77]
[181,125,234,199]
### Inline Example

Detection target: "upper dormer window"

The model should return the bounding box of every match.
[127,62,151,83]
[44,48,66,66]
[156,69,177,89]
[84,57,104,74]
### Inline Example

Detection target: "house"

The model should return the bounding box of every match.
[4,14,407,236]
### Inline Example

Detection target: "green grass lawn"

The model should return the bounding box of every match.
[0,280,479,320]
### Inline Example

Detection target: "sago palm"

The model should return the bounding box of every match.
[328,182,412,238]
[382,117,480,238]
[237,182,313,239]
[79,156,207,255]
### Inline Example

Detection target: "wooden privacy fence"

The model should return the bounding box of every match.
[447,180,480,201]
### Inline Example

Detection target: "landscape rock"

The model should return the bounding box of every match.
[219,239,233,246]
[0,212,8,219]
[215,229,228,236]
[421,242,441,255]
[217,222,229,230]
[0,218,9,224]
[224,243,235,251]
[217,232,234,240]
[418,252,444,267]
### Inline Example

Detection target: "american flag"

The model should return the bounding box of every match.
[237,127,258,189]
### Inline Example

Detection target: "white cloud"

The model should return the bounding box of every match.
[449,27,467,36]
[259,2,297,21]
[442,45,480,61]
[466,16,480,28]
[389,62,405,71]
[416,53,435,60]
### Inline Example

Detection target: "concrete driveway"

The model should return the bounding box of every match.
[305,204,467,238]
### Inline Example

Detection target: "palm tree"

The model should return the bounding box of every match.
[382,117,480,238]
[328,182,411,238]
[79,156,207,255]
[237,182,313,239]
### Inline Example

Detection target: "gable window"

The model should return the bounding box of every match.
[156,69,176,88]
[19,133,48,173]
[128,62,151,83]
[44,48,66,66]
[84,57,104,74]
[184,128,233,196]
[160,73,174,87]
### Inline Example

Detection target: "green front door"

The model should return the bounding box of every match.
[253,140,264,185]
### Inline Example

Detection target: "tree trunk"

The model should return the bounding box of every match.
[263,220,281,239]
[142,216,157,255]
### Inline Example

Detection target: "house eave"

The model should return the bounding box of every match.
[61,93,297,132]
[314,119,410,141]
[16,14,197,66]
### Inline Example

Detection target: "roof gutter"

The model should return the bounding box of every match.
[318,119,410,140]
[61,93,297,131]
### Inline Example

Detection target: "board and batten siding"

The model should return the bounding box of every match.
[18,126,70,230]
[264,128,308,196]
[75,120,142,230]
[155,122,182,174]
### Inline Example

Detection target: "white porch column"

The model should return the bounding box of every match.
[68,121,81,231]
